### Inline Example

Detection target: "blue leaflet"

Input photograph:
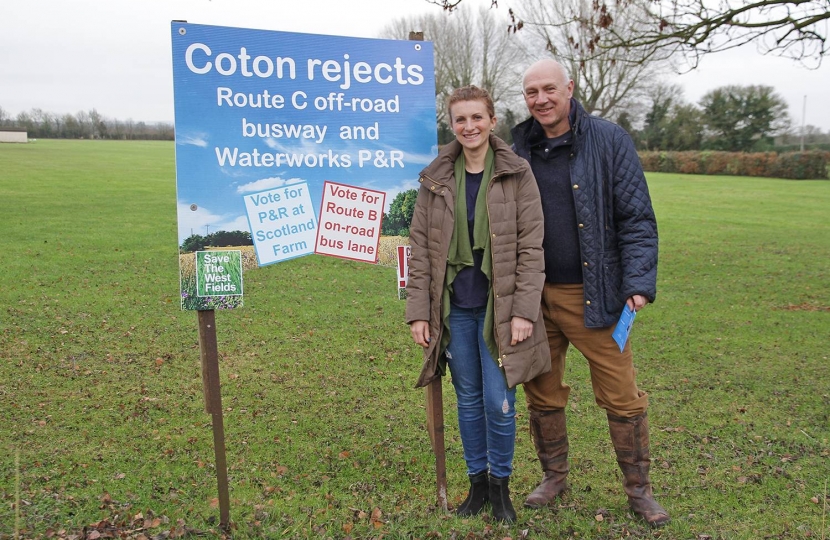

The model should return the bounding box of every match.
[612,304,637,353]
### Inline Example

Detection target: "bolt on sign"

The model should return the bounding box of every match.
[171,22,437,310]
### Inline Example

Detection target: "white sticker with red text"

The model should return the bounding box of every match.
[315,181,385,263]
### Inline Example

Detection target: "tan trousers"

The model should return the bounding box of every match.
[523,283,648,417]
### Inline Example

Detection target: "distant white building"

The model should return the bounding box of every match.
[0,127,28,143]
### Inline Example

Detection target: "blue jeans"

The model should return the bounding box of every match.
[445,305,517,478]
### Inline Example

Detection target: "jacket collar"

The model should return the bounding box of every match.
[420,135,528,184]
[512,98,586,152]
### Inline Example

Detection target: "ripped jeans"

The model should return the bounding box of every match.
[445,305,517,479]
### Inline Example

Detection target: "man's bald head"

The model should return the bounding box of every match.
[521,59,575,138]
[522,59,570,91]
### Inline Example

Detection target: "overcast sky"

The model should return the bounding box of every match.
[2,0,828,131]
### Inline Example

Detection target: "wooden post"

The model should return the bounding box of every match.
[426,378,448,512]
[407,28,447,514]
[198,310,231,531]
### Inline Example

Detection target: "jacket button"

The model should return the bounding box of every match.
[419,178,424,183]
[495,294,500,298]
[430,186,435,191]
[583,262,589,267]
[578,223,584,228]
[573,184,579,189]
[585,300,591,306]
[492,233,496,238]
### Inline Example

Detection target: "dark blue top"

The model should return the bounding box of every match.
[450,170,489,308]
[512,98,659,328]
[528,102,583,284]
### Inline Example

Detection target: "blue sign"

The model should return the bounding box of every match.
[171,22,437,271]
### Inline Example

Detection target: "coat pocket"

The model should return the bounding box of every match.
[601,251,624,316]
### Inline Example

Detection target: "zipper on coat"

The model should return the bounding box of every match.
[485,173,504,369]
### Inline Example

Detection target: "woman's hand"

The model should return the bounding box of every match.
[410,320,431,347]
[510,316,533,346]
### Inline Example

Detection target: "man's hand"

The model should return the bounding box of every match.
[410,320,430,347]
[510,316,533,346]
[626,295,649,312]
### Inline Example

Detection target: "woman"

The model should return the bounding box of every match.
[406,85,550,522]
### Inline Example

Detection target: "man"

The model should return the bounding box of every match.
[511,59,669,527]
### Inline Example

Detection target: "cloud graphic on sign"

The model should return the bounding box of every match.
[236,176,306,194]
[263,138,322,153]
[404,144,440,166]
[177,130,209,147]
[176,202,244,243]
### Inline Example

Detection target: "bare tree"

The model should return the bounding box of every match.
[382,5,526,129]
[111,118,123,140]
[595,0,829,67]
[75,111,92,138]
[124,118,135,140]
[427,0,492,9]
[512,0,672,120]
[29,108,55,137]
[15,111,35,133]
[88,109,103,139]
[431,0,829,67]
[62,114,81,138]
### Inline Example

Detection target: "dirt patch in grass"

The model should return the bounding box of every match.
[777,302,830,311]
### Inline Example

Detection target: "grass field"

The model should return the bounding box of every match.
[0,139,828,539]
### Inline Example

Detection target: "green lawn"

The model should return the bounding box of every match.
[1,140,828,539]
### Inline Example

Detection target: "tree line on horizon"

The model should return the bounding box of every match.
[0,105,173,141]
[5,88,828,153]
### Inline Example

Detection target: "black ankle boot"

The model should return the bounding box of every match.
[488,475,517,522]
[456,471,490,516]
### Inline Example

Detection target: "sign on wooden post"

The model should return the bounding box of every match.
[171,20,438,526]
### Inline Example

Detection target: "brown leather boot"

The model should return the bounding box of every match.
[524,409,569,508]
[607,412,670,527]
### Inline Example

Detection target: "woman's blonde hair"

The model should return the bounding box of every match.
[446,85,496,119]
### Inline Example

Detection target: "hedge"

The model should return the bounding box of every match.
[638,150,830,180]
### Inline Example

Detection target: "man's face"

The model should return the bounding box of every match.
[522,63,574,138]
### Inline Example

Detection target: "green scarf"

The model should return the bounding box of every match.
[440,145,499,365]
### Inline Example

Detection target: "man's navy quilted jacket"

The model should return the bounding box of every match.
[511,100,658,328]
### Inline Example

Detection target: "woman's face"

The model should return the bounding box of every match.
[450,99,496,153]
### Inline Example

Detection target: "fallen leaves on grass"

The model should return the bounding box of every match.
[370,507,384,529]
[44,510,211,540]
[594,507,612,523]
